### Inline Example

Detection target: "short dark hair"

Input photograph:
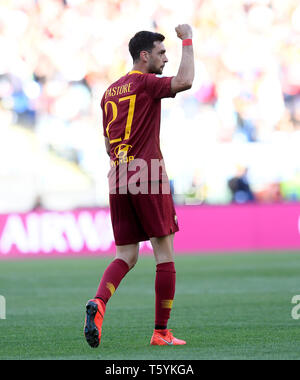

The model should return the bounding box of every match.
[129,31,165,62]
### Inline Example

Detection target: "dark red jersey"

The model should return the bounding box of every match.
[100,71,175,191]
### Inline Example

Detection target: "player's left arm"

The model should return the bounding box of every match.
[101,94,111,157]
[104,137,110,156]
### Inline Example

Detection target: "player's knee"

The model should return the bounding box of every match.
[128,256,138,270]
[117,255,138,270]
[154,249,174,264]
[116,243,139,270]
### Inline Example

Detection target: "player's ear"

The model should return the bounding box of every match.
[140,50,149,63]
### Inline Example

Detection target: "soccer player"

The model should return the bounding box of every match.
[84,24,194,347]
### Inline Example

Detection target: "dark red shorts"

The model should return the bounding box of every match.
[109,182,179,246]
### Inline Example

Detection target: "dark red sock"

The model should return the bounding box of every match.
[155,262,176,328]
[95,258,129,304]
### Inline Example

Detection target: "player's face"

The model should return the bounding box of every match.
[147,41,168,74]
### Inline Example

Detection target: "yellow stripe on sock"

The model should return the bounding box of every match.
[106,282,116,296]
[161,299,173,309]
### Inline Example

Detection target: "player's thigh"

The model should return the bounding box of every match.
[150,233,175,265]
[116,243,139,269]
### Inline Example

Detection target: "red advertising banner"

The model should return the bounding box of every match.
[0,204,300,258]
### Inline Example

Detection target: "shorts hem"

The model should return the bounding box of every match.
[114,226,179,246]
[148,227,179,239]
[115,237,149,246]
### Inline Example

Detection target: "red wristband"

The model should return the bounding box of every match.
[182,39,192,46]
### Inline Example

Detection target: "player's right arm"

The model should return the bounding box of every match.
[171,24,195,95]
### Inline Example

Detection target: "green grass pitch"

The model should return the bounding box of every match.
[0,252,300,360]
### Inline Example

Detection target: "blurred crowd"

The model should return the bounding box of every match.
[0,0,299,211]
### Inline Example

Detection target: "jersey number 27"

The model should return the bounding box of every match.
[104,94,136,144]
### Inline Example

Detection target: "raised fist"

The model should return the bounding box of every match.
[175,24,193,40]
